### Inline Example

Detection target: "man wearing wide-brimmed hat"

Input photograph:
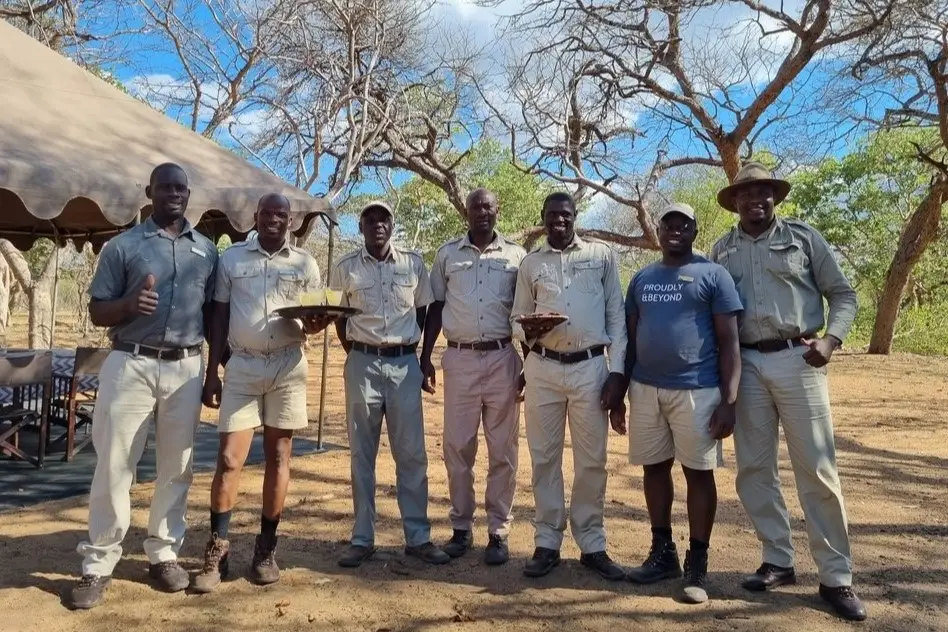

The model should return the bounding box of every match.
[710,163,865,621]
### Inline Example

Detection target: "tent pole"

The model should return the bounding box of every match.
[316,216,336,451]
[49,231,61,349]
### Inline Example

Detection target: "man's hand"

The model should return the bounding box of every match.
[521,321,558,340]
[609,400,627,435]
[421,355,437,394]
[802,336,838,368]
[202,373,223,409]
[708,401,736,440]
[599,372,627,410]
[129,274,159,316]
[302,313,337,335]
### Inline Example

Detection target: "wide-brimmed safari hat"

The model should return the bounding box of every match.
[717,162,791,213]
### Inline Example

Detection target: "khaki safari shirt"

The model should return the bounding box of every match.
[214,236,321,354]
[329,245,433,346]
[511,235,627,371]
[430,232,526,344]
[709,217,857,345]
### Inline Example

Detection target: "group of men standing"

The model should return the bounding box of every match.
[68,160,866,623]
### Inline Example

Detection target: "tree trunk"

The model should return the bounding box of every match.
[28,247,61,349]
[868,178,948,354]
[0,258,8,345]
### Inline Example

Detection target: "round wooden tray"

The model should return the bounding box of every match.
[273,305,361,319]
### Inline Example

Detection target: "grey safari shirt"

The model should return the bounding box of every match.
[89,216,218,348]
[709,217,857,345]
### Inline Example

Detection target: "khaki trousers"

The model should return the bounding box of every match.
[442,345,521,536]
[524,352,609,554]
[77,350,204,576]
[734,346,853,587]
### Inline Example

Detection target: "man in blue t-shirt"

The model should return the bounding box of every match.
[620,202,742,604]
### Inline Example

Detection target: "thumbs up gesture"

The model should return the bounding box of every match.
[130,274,159,316]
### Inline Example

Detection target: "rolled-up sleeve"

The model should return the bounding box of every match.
[213,252,232,303]
[88,240,125,301]
[414,257,434,308]
[810,232,858,341]
[602,248,627,372]
[510,260,536,343]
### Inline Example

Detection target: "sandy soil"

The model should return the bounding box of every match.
[1,331,946,632]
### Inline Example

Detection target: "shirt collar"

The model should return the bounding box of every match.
[458,232,503,252]
[247,234,291,257]
[142,216,196,241]
[540,233,585,253]
[737,216,788,244]
[360,245,396,263]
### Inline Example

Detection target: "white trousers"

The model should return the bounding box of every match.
[77,351,203,576]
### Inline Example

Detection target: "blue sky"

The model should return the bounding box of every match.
[105,0,876,233]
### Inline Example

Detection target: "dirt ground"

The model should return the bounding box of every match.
[1,327,947,631]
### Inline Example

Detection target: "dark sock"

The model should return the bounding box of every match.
[651,526,673,542]
[261,514,280,540]
[210,510,232,539]
[689,538,709,552]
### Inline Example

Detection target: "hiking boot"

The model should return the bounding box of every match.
[742,563,796,591]
[819,584,868,621]
[149,561,189,592]
[442,529,473,558]
[523,547,560,578]
[405,542,451,565]
[483,534,509,566]
[250,534,281,585]
[338,545,376,568]
[191,534,230,594]
[69,574,111,610]
[626,538,682,584]
[579,550,626,581]
[680,549,709,604]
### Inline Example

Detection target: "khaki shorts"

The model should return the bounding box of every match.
[628,380,723,471]
[217,346,309,433]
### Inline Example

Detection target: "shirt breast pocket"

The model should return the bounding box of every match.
[765,242,808,279]
[533,269,561,304]
[572,259,604,293]
[231,263,262,296]
[715,250,742,284]
[392,272,417,311]
[348,275,379,313]
[488,259,518,303]
[277,270,305,301]
[447,261,476,296]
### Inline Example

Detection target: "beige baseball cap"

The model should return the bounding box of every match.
[359,200,393,217]
[658,202,697,223]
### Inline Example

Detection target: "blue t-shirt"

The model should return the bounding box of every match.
[625,255,742,389]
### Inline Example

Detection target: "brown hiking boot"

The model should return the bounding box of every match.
[250,534,280,585]
[69,574,111,610]
[191,535,230,594]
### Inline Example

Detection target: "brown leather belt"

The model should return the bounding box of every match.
[740,337,806,353]
[446,337,512,351]
[530,344,605,364]
[351,341,418,357]
[113,341,202,360]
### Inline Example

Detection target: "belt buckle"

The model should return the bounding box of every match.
[585,348,593,360]
[786,339,794,350]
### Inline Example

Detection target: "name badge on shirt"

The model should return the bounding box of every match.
[678,275,694,283]
[191,247,207,258]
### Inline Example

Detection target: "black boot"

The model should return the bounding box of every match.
[680,549,709,604]
[442,529,473,558]
[626,538,682,584]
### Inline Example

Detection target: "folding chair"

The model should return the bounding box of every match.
[0,351,53,468]
[48,347,110,461]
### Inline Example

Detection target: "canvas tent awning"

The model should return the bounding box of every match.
[0,19,334,252]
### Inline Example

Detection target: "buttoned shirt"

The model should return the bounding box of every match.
[329,245,433,346]
[213,236,321,354]
[89,216,218,348]
[709,217,857,344]
[511,235,627,371]
[430,232,526,343]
